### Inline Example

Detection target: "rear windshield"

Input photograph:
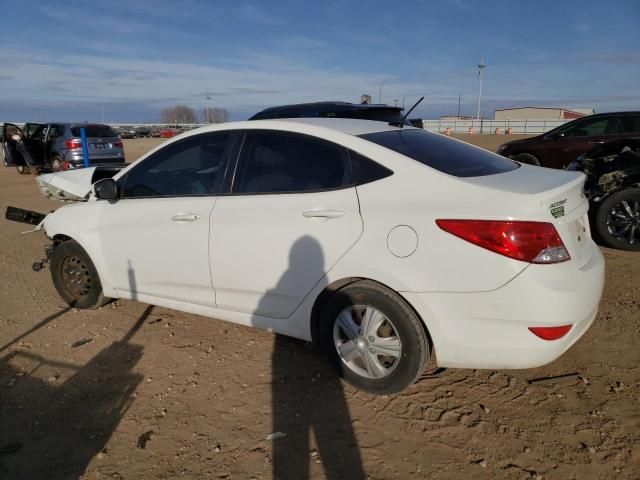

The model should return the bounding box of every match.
[360,129,519,177]
[71,125,117,138]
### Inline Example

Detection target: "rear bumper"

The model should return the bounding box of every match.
[401,243,605,369]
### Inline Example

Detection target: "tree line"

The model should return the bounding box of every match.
[160,105,230,124]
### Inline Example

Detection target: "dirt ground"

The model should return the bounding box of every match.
[0,135,638,480]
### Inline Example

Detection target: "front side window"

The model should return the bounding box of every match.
[234,131,348,194]
[361,129,518,177]
[558,117,610,137]
[121,133,231,198]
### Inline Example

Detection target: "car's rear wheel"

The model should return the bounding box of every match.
[513,153,540,166]
[320,280,429,394]
[16,164,30,175]
[594,188,640,251]
[51,155,63,172]
[50,240,109,309]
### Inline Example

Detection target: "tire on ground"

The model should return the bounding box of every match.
[319,280,429,395]
[16,164,30,175]
[51,154,63,172]
[50,240,110,309]
[593,188,640,251]
[512,153,540,166]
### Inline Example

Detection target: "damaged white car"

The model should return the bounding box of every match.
[8,118,605,394]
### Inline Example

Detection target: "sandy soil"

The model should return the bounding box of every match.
[0,136,638,479]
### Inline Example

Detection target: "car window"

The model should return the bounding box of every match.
[121,133,231,198]
[559,117,610,137]
[234,131,348,194]
[71,125,118,138]
[47,125,63,142]
[25,124,45,140]
[614,116,640,134]
[360,129,518,177]
[348,150,393,185]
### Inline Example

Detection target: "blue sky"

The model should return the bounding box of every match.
[1,0,638,122]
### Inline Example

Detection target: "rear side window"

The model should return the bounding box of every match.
[614,116,640,134]
[234,131,348,194]
[348,150,393,184]
[71,125,117,138]
[360,129,518,177]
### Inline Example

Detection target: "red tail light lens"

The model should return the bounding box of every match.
[436,219,570,264]
[113,140,123,148]
[528,325,572,340]
[65,138,82,149]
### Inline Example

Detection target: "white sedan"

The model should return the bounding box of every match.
[37,118,605,394]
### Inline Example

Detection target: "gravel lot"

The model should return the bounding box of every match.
[0,135,638,479]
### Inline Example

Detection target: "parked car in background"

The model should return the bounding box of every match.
[117,126,136,139]
[497,111,640,169]
[34,118,603,394]
[567,137,640,250]
[2,122,125,174]
[159,127,182,138]
[250,101,411,125]
[151,128,162,138]
[135,126,151,138]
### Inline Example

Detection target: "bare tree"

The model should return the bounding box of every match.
[201,107,230,124]
[160,105,198,125]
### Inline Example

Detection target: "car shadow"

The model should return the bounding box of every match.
[254,236,365,480]
[0,306,152,479]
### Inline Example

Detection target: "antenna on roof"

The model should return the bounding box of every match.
[390,96,424,128]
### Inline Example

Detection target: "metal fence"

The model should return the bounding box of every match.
[421,119,568,134]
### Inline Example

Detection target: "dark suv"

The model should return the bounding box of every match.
[249,101,411,125]
[497,111,640,169]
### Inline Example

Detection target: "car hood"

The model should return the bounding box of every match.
[36,166,124,202]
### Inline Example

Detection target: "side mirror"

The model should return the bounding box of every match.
[92,178,118,201]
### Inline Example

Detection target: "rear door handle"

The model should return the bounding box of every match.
[171,213,200,222]
[302,210,345,219]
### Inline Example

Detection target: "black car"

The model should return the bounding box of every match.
[249,101,411,125]
[567,137,640,250]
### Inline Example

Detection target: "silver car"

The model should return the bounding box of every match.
[2,122,125,174]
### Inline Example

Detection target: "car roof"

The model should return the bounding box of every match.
[192,118,417,137]
[251,101,402,115]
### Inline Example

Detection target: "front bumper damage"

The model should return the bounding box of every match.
[5,206,55,271]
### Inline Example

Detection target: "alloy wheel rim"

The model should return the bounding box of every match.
[333,305,402,379]
[60,255,92,298]
[607,199,640,245]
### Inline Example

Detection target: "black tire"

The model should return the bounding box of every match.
[51,154,63,172]
[319,280,429,395]
[512,153,540,166]
[16,164,30,175]
[50,240,109,309]
[594,188,640,251]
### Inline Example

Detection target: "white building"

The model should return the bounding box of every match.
[494,107,595,121]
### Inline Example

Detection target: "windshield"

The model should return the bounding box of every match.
[360,129,519,177]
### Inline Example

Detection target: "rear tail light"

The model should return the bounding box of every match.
[436,219,570,264]
[528,325,572,340]
[65,138,82,149]
[113,140,123,148]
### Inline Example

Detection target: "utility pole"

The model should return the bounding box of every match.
[378,78,390,103]
[476,58,486,120]
[458,94,462,118]
[205,90,212,124]
[101,104,105,123]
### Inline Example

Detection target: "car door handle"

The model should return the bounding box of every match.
[589,141,605,144]
[171,213,200,222]
[302,210,345,219]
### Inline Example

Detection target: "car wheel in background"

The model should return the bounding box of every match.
[50,240,109,309]
[16,165,30,175]
[320,280,429,395]
[512,153,540,166]
[594,188,640,251]
[51,155,63,172]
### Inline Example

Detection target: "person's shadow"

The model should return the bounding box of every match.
[255,236,365,480]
